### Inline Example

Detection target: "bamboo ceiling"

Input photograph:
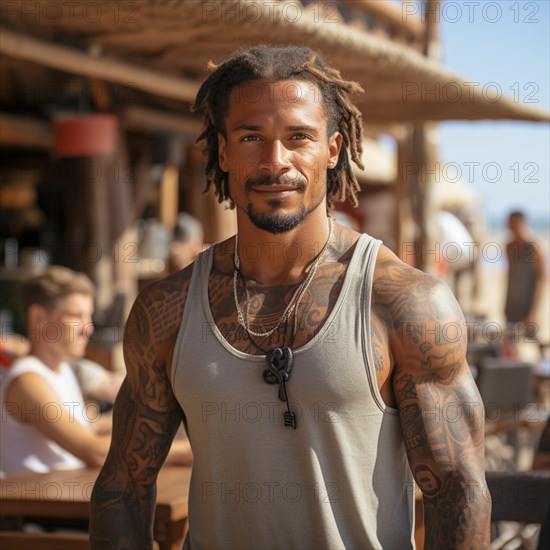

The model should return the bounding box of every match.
[1,0,548,124]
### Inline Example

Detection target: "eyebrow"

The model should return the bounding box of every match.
[231,124,319,133]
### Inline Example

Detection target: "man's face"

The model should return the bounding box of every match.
[508,215,525,236]
[217,79,342,233]
[33,293,94,360]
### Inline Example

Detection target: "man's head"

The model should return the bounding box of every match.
[23,266,95,360]
[168,213,204,272]
[508,210,527,237]
[192,45,365,221]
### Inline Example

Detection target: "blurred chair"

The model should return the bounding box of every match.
[477,358,534,414]
[466,341,500,375]
[478,358,535,468]
[486,470,550,550]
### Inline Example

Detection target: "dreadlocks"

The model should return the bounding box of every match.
[191,45,365,210]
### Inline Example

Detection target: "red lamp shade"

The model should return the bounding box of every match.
[53,114,118,157]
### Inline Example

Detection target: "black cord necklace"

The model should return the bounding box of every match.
[233,219,333,429]
[235,268,299,429]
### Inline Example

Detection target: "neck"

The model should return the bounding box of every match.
[235,208,331,286]
[28,345,65,372]
[513,231,528,242]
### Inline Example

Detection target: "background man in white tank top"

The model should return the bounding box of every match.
[0,266,192,476]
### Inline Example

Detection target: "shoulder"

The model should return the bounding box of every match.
[124,262,196,355]
[4,356,50,385]
[372,246,464,331]
[371,248,468,380]
[3,362,66,423]
[9,355,45,371]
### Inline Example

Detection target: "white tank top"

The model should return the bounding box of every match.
[0,356,90,476]
[172,234,415,549]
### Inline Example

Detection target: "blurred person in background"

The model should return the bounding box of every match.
[505,211,546,339]
[0,266,191,477]
[167,212,204,273]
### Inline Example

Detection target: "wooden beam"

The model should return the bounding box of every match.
[121,106,201,136]
[0,112,53,148]
[0,29,199,103]
[341,0,424,41]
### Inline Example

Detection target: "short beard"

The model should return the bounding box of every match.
[247,203,307,234]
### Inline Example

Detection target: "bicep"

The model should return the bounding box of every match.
[394,363,484,482]
[391,280,485,489]
[534,247,546,279]
[106,299,183,475]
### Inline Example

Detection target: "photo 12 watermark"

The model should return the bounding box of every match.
[402,81,540,104]
[402,1,540,24]
[202,1,340,25]
[0,1,140,24]
[401,160,540,184]
[201,479,339,504]
[201,400,340,425]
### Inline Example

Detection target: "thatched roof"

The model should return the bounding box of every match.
[1,0,548,123]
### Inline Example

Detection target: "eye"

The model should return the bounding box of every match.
[290,133,313,141]
[240,135,262,142]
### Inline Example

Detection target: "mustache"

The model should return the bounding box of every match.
[245,174,306,192]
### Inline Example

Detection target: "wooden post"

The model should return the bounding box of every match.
[183,145,236,245]
[159,165,179,231]
[409,0,441,273]
[410,125,431,272]
[394,125,415,263]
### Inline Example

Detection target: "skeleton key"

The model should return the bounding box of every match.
[263,347,293,402]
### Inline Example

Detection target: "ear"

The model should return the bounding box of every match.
[218,132,228,172]
[27,303,47,327]
[327,131,343,168]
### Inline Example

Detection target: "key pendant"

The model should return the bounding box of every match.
[284,410,297,429]
[262,347,297,429]
[281,379,297,429]
[263,347,293,388]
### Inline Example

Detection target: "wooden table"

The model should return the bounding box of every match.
[0,466,192,550]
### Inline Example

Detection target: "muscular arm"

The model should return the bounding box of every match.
[374,253,490,549]
[90,271,190,549]
[527,243,546,325]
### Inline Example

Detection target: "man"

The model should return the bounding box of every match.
[504,211,545,337]
[167,212,204,273]
[0,266,191,476]
[91,46,489,549]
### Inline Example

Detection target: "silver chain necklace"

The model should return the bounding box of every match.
[233,218,333,339]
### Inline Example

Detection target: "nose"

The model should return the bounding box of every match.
[83,318,94,338]
[259,139,291,177]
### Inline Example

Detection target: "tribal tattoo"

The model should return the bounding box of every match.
[372,251,490,549]
[89,269,191,549]
[208,228,357,354]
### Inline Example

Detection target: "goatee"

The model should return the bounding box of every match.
[246,203,307,234]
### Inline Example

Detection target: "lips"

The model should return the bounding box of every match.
[246,175,305,194]
[251,185,301,193]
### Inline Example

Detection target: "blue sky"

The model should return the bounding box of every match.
[435,0,549,227]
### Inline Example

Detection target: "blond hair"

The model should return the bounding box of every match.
[23,266,95,313]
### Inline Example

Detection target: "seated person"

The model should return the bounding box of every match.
[167,212,204,273]
[70,357,125,434]
[533,415,550,470]
[0,266,191,476]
